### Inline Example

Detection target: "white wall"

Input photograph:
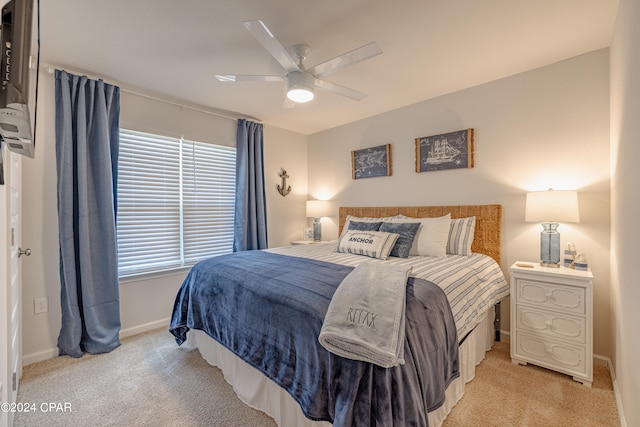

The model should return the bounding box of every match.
[20,71,59,363]
[263,125,308,247]
[610,0,640,424]
[308,50,611,357]
[20,69,308,363]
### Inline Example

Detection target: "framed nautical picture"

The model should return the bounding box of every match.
[351,144,392,179]
[415,129,474,173]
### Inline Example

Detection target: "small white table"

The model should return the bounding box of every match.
[510,261,593,387]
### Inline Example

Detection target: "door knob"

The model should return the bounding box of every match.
[18,248,31,257]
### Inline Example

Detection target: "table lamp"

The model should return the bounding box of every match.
[306,200,331,241]
[525,189,579,267]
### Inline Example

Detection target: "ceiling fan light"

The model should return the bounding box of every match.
[287,87,314,103]
[287,71,315,103]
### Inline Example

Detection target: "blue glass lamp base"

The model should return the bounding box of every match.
[540,222,561,268]
[313,218,322,241]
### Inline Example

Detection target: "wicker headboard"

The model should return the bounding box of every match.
[338,205,502,266]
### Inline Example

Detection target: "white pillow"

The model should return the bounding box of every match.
[447,216,476,256]
[391,214,451,257]
[340,214,400,238]
[337,230,400,260]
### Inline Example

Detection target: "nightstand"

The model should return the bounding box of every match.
[290,240,325,245]
[510,262,593,387]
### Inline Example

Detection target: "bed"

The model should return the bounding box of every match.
[170,204,509,426]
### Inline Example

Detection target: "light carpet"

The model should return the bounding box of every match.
[15,329,619,426]
[442,341,619,426]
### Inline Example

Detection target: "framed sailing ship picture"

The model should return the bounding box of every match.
[351,144,392,179]
[415,129,474,173]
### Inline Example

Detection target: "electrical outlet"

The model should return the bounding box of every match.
[34,297,48,314]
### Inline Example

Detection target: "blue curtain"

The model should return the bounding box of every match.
[55,70,121,357]
[233,119,268,251]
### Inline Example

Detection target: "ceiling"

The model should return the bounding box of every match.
[40,0,618,135]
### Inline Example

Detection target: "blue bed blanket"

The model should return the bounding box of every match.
[169,250,459,426]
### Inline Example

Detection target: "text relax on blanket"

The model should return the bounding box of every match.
[319,262,412,368]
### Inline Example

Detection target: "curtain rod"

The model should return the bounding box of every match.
[42,63,261,123]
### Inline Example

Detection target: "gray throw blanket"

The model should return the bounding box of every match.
[319,261,412,368]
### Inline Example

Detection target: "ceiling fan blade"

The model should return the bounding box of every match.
[243,20,301,73]
[314,79,368,101]
[282,98,296,109]
[308,42,382,79]
[215,74,285,82]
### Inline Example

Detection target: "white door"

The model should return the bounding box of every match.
[0,147,23,427]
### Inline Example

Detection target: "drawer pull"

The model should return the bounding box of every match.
[545,320,555,331]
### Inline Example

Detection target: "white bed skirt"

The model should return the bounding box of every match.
[185,309,495,427]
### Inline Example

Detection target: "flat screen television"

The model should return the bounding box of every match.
[0,0,35,158]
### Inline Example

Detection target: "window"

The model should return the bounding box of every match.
[117,129,236,277]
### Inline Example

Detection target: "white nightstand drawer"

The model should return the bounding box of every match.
[515,305,586,344]
[514,331,587,377]
[516,279,585,315]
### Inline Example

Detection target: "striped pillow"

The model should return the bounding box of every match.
[337,230,400,260]
[447,216,476,256]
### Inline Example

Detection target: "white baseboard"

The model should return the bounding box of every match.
[23,318,172,366]
[594,354,626,427]
[23,347,59,366]
[119,318,170,339]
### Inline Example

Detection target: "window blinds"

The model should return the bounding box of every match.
[117,129,236,277]
[182,139,236,264]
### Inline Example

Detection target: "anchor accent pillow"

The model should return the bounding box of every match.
[337,230,400,260]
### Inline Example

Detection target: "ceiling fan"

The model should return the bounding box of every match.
[215,20,383,106]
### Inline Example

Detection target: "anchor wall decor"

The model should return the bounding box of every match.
[277,168,291,197]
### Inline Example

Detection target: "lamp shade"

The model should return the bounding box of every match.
[306,200,331,218]
[525,190,580,223]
